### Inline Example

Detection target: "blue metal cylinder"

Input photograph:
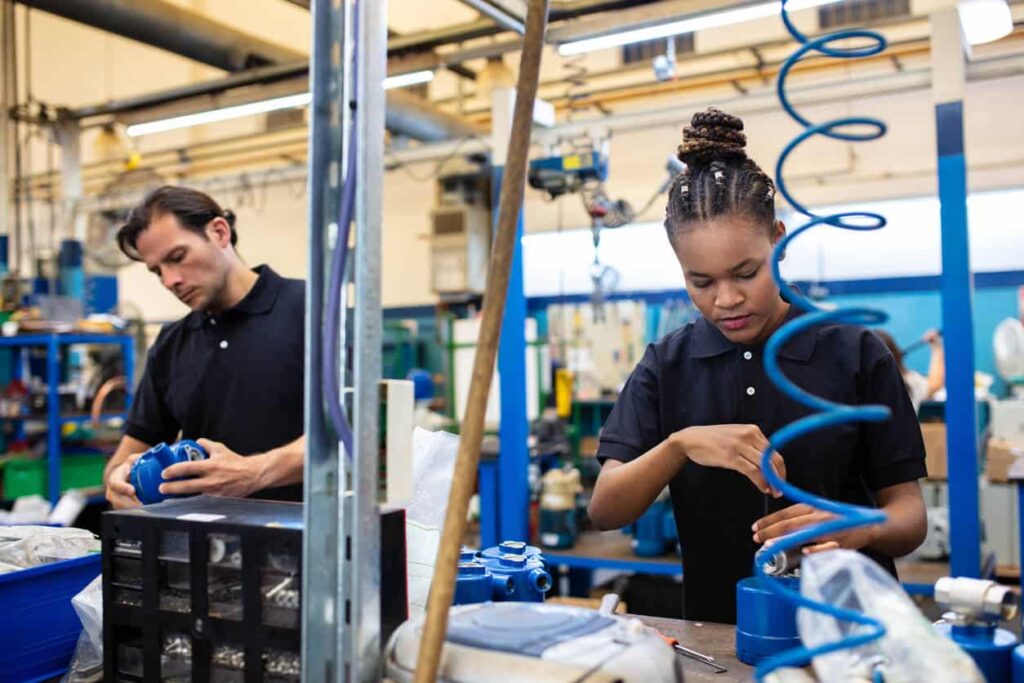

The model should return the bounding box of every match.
[1012,644,1024,683]
[736,576,801,666]
[453,561,495,605]
[935,621,1018,682]
[57,239,84,301]
[539,508,577,549]
[129,440,208,505]
[478,542,552,603]
[0,234,8,276]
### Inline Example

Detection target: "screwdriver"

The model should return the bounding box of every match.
[655,630,728,674]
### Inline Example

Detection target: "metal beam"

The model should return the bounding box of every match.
[458,0,525,34]
[16,0,303,71]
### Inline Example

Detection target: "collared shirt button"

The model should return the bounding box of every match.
[743,351,753,360]
[746,386,756,396]
[220,340,229,349]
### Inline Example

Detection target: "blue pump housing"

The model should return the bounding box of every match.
[130,440,208,505]
[539,508,577,549]
[736,575,801,666]
[624,498,677,557]
[460,541,552,604]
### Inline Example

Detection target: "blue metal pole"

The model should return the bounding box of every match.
[936,99,980,578]
[478,460,499,549]
[493,165,530,544]
[47,336,60,504]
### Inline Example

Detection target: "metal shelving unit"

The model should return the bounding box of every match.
[0,333,134,503]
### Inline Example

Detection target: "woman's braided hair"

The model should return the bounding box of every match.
[664,107,777,244]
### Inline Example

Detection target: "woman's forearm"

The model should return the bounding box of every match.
[588,435,687,530]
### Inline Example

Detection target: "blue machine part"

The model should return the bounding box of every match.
[745,3,894,680]
[130,440,208,505]
[454,561,509,606]
[57,239,85,301]
[406,368,434,401]
[539,508,576,549]
[476,541,552,603]
[935,621,1017,683]
[1013,644,1024,683]
[624,497,676,557]
[736,576,802,666]
[0,234,8,275]
[527,150,609,198]
[446,602,614,657]
[84,274,119,315]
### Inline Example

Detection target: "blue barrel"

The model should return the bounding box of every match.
[130,440,208,505]
[736,576,801,666]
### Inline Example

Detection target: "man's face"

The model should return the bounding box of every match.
[135,212,231,312]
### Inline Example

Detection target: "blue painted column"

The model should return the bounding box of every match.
[932,8,980,578]
[492,87,530,544]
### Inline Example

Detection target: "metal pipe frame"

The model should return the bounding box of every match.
[457,0,526,34]
[302,0,346,678]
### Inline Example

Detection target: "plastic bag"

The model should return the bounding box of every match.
[0,525,99,573]
[61,575,103,683]
[797,549,982,683]
[406,427,459,618]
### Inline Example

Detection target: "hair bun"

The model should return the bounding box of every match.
[677,107,747,167]
[222,209,237,227]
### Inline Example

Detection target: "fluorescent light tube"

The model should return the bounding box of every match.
[958,0,1012,46]
[557,0,843,56]
[383,69,435,89]
[126,92,312,137]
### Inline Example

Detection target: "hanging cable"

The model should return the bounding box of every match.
[753,1,891,680]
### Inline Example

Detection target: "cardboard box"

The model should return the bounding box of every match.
[921,423,947,480]
[991,400,1024,447]
[985,438,1024,483]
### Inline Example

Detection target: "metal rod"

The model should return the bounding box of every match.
[458,0,525,34]
[302,0,346,678]
[412,2,549,681]
[351,0,386,677]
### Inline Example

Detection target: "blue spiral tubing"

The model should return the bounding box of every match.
[752,2,893,680]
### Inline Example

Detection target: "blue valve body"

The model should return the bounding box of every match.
[130,440,208,505]
[936,621,1018,683]
[456,541,552,604]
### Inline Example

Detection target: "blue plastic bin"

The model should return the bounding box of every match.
[0,553,101,683]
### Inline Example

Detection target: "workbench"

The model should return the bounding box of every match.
[637,615,752,681]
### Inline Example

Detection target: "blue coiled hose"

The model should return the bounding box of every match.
[752,2,893,679]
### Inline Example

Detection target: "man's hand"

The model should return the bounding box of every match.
[159,439,265,499]
[753,503,879,554]
[105,452,143,509]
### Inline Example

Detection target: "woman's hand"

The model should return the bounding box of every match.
[752,503,880,553]
[674,424,786,496]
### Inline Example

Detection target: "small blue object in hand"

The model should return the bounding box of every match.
[130,440,208,505]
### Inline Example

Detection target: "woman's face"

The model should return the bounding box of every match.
[672,214,788,345]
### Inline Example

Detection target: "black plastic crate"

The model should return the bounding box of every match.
[102,495,406,682]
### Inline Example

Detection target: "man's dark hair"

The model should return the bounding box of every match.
[117,185,238,261]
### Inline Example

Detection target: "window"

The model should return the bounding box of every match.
[621,33,695,66]
[818,0,911,29]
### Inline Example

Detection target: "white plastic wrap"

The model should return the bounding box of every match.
[61,575,103,683]
[406,427,460,618]
[0,525,99,573]
[797,549,982,683]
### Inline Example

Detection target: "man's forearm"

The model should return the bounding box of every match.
[253,435,306,491]
[865,483,927,558]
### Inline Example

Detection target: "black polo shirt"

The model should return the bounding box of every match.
[597,305,926,624]
[125,265,305,501]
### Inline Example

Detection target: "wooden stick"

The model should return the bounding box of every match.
[412,2,549,681]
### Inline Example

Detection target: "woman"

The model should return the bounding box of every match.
[875,329,945,413]
[587,108,927,624]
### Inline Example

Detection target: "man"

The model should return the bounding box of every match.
[104,186,305,509]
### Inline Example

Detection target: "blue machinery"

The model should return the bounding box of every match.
[129,439,208,505]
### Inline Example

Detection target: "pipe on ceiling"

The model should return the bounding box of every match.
[21,0,481,141]
[18,0,301,71]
